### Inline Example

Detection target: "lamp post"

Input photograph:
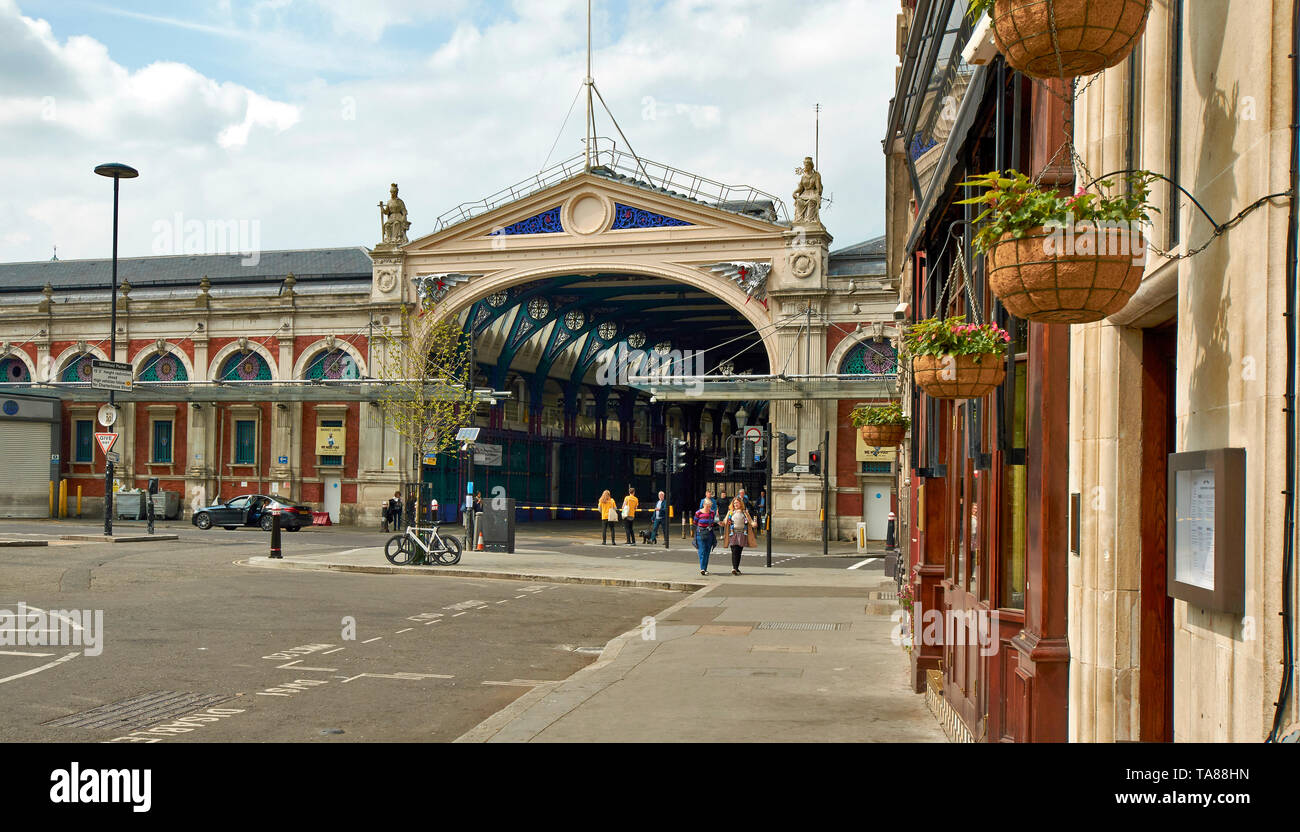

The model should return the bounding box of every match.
[94,162,138,537]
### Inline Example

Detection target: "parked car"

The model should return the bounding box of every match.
[191,494,313,532]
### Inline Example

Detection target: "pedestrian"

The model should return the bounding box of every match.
[694,501,717,575]
[383,490,401,532]
[621,487,639,544]
[724,496,755,576]
[698,489,715,512]
[756,488,768,536]
[648,490,666,543]
[599,489,618,545]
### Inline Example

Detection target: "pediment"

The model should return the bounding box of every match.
[403,172,786,254]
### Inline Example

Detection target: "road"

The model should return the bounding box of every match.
[0,520,685,742]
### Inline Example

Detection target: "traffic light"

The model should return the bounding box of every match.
[808,450,821,477]
[653,458,666,475]
[741,439,755,470]
[775,432,796,475]
[670,438,688,473]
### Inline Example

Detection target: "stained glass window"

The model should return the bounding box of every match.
[0,357,30,383]
[139,352,189,382]
[61,355,96,382]
[304,349,359,380]
[839,340,898,375]
[219,352,271,381]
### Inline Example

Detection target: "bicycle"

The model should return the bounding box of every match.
[384,523,462,566]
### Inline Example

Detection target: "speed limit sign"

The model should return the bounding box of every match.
[97,403,118,427]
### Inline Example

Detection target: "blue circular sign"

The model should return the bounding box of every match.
[2,400,17,416]
[875,492,883,499]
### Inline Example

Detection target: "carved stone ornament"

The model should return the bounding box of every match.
[413,273,477,309]
[792,156,824,227]
[75,339,88,355]
[376,268,397,293]
[378,183,411,246]
[155,338,168,355]
[707,261,772,302]
[237,336,249,353]
[789,250,817,279]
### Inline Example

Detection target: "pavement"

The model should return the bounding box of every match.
[243,529,944,743]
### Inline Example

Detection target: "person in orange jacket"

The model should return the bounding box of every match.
[598,489,618,545]
[621,487,640,544]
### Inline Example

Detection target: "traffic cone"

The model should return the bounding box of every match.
[476,529,485,551]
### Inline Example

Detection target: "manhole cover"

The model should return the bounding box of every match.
[43,691,231,732]
[753,622,849,631]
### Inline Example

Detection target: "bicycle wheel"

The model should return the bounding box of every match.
[435,534,462,565]
[385,534,414,565]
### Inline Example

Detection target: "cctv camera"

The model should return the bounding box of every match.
[894,301,909,321]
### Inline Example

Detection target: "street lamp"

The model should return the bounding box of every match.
[735,406,748,430]
[94,162,138,537]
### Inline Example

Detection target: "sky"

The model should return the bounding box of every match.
[0,0,899,264]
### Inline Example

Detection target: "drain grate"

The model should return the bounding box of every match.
[753,622,849,631]
[44,691,231,732]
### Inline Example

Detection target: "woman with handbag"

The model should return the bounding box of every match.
[694,502,717,575]
[724,497,755,576]
[621,487,639,544]
[599,489,618,545]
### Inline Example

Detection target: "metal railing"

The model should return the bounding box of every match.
[434,138,789,230]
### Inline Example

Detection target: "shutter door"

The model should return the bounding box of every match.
[0,421,52,518]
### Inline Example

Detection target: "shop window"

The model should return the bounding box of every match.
[74,419,94,463]
[319,418,342,467]
[151,420,173,464]
[234,420,257,465]
[999,360,1028,610]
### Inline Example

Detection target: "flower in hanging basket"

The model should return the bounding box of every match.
[971,0,1153,79]
[904,316,1010,400]
[959,169,1157,323]
[849,401,910,448]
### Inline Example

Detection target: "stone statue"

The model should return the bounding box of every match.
[378,183,411,246]
[792,156,823,226]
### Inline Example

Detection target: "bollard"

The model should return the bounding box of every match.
[58,480,67,518]
[269,509,282,559]
[146,492,155,535]
[76,486,82,518]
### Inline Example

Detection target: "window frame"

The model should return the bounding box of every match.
[150,418,174,464]
[233,419,258,466]
[74,419,94,463]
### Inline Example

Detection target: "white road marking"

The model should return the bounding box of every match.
[514,595,527,599]
[275,659,337,671]
[362,637,382,644]
[395,628,413,633]
[322,647,346,654]
[0,651,78,685]
[452,612,467,617]
[422,620,440,625]
[495,600,508,604]
[847,559,873,570]
[481,679,560,687]
[339,671,454,683]
[0,650,55,657]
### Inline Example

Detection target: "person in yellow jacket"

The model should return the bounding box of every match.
[621,487,640,545]
[599,489,618,545]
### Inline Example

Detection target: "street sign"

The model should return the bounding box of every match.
[714,459,726,474]
[91,359,133,393]
[455,427,480,442]
[791,464,810,474]
[97,403,118,427]
[94,432,118,456]
[278,455,289,465]
[106,450,121,464]
[744,426,762,443]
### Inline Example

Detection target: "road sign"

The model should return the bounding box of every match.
[791,464,810,474]
[278,455,289,465]
[714,459,726,474]
[97,403,118,427]
[744,426,762,443]
[455,427,480,442]
[106,450,121,464]
[91,359,133,393]
[94,432,118,456]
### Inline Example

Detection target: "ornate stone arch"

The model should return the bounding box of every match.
[130,341,196,381]
[208,340,280,381]
[53,343,109,383]
[0,348,37,382]
[826,323,902,375]
[291,337,367,379]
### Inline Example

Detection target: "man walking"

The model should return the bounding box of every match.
[649,490,666,543]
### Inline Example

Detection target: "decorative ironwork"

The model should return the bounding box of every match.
[488,206,563,236]
[627,331,646,349]
[486,291,509,307]
[610,203,692,229]
[304,348,359,380]
[654,340,672,355]
[840,339,898,375]
[139,352,189,382]
[414,272,475,307]
[0,356,31,383]
[220,352,271,381]
[707,261,772,302]
[597,321,618,340]
[527,297,550,320]
[563,309,586,331]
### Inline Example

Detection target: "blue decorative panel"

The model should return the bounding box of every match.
[219,352,271,381]
[489,207,563,235]
[611,203,692,229]
[61,355,95,382]
[0,357,31,383]
[840,340,898,375]
[139,352,189,382]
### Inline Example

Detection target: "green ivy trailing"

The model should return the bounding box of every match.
[849,401,910,428]
[956,169,1158,253]
[903,315,1012,359]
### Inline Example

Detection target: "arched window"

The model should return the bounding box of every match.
[839,339,898,375]
[61,355,96,382]
[218,351,271,381]
[139,352,189,382]
[0,357,31,383]
[304,348,359,380]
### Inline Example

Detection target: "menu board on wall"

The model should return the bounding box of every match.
[1166,449,1245,615]
[1174,468,1216,590]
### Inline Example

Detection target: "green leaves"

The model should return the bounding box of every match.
[849,401,910,428]
[958,169,1159,253]
[902,315,1012,358]
[966,0,995,20]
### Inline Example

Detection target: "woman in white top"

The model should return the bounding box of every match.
[724,497,754,576]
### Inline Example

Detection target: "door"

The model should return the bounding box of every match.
[323,474,341,523]
[0,421,52,517]
[865,484,892,539]
[1140,322,1176,741]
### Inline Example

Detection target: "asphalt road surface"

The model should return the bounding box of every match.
[0,520,685,742]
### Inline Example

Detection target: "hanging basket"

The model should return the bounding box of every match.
[913,353,1007,400]
[860,424,907,448]
[991,0,1153,79]
[986,225,1145,323]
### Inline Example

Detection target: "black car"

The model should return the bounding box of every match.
[191,494,313,532]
